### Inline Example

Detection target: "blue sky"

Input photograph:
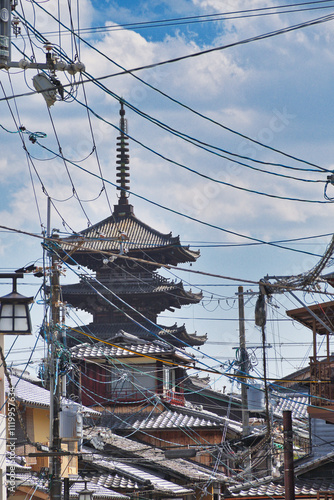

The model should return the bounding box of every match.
[1,0,334,390]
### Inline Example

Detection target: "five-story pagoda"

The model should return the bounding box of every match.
[59,102,206,349]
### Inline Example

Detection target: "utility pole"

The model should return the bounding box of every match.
[283,410,295,500]
[238,286,251,478]
[47,198,62,500]
[238,286,249,436]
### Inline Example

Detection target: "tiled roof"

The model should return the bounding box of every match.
[7,375,51,408]
[86,473,139,491]
[62,280,202,313]
[103,403,243,434]
[68,322,207,348]
[6,457,30,473]
[63,277,199,295]
[294,450,334,475]
[59,212,199,266]
[67,477,130,499]
[272,393,309,421]
[227,477,334,498]
[14,474,129,499]
[70,341,191,363]
[84,427,230,483]
[226,452,334,498]
[6,375,100,415]
[81,450,193,496]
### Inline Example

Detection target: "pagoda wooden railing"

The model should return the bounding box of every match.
[309,356,334,406]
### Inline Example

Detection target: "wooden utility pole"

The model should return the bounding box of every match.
[238,286,249,436]
[47,198,62,500]
[283,410,295,500]
[50,245,62,500]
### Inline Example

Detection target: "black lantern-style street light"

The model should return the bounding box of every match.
[0,273,34,500]
[0,274,34,334]
[78,482,93,500]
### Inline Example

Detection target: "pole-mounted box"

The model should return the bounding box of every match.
[0,0,11,69]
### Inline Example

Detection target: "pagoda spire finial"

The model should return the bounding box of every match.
[116,99,130,205]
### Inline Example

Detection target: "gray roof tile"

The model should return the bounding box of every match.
[273,392,309,421]
[84,427,230,482]
[70,341,191,363]
[60,212,199,265]
[81,452,193,495]
[13,474,129,499]
[104,404,242,434]
[6,375,100,416]
[227,477,334,498]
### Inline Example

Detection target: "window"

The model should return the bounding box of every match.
[163,366,175,395]
[109,365,156,399]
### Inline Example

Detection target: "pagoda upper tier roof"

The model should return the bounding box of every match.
[67,322,207,348]
[61,277,202,302]
[59,207,200,270]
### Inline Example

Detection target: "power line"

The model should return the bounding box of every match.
[24,1,332,173]
[30,141,333,255]
[12,17,329,186]
[4,8,334,186]
[24,1,334,36]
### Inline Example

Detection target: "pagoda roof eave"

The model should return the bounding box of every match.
[61,280,203,303]
[67,322,207,347]
[58,212,200,266]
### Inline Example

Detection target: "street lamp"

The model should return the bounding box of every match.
[78,482,93,500]
[0,273,33,500]
[0,274,33,334]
